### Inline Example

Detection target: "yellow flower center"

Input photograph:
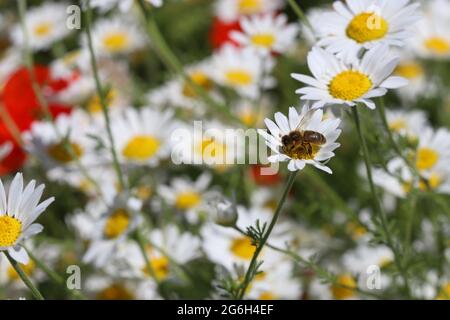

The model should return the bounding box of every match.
[122,135,161,161]
[8,261,36,280]
[389,119,408,133]
[238,0,262,15]
[425,37,450,55]
[175,192,201,210]
[329,70,372,101]
[97,284,134,300]
[0,216,22,247]
[394,63,424,79]
[198,138,227,161]
[259,292,276,300]
[48,142,84,164]
[136,186,153,200]
[331,274,357,300]
[346,221,367,240]
[251,33,276,48]
[416,147,439,171]
[148,256,170,280]
[34,22,53,38]
[87,90,117,114]
[230,237,256,260]
[418,173,443,191]
[103,32,130,53]
[182,72,213,98]
[103,209,130,239]
[225,69,253,86]
[346,12,389,44]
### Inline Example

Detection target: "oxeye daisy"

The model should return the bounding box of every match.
[201,206,290,271]
[393,56,430,102]
[231,13,299,55]
[215,0,285,23]
[411,10,450,59]
[315,0,421,61]
[87,16,146,56]
[414,128,450,175]
[157,173,212,223]
[258,105,341,174]
[386,110,428,141]
[211,45,274,99]
[11,3,73,51]
[108,107,176,167]
[291,45,408,109]
[0,173,54,264]
[83,194,142,267]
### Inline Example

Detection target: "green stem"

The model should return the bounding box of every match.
[84,1,126,190]
[136,0,242,125]
[25,248,85,300]
[4,251,44,300]
[238,171,298,299]
[352,107,411,298]
[287,0,315,38]
[135,230,160,284]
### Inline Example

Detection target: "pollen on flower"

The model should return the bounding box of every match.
[0,216,22,247]
[331,274,357,300]
[230,237,256,260]
[416,147,439,171]
[47,142,84,164]
[103,209,130,239]
[225,69,253,86]
[182,72,213,98]
[329,71,372,101]
[175,192,201,210]
[103,32,130,53]
[425,37,450,55]
[251,33,276,48]
[122,135,161,161]
[395,63,424,79]
[346,12,389,44]
[238,0,262,15]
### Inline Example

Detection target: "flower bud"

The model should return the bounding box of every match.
[206,193,238,227]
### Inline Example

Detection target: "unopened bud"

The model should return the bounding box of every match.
[207,193,238,227]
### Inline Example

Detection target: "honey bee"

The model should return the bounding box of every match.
[281,110,327,158]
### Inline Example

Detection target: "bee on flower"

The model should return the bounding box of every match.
[258,105,342,173]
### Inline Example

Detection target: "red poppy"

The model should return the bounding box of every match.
[210,17,242,50]
[0,141,27,176]
[250,164,282,186]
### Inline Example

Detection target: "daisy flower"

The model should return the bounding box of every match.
[393,56,431,102]
[108,107,176,167]
[410,9,450,59]
[201,206,291,271]
[386,110,429,141]
[0,173,54,264]
[415,128,450,175]
[211,45,274,99]
[291,45,408,109]
[315,0,421,62]
[87,16,146,56]
[231,13,299,55]
[157,173,212,223]
[215,0,285,23]
[258,105,341,174]
[83,194,142,267]
[126,225,201,282]
[11,3,73,51]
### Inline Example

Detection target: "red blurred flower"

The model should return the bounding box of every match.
[0,140,26,176]
[250,164,281,186]
[210,17,242,50]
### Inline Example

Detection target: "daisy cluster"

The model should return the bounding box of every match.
[0,0,448,301]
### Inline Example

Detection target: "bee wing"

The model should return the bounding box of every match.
[295,109,316,131]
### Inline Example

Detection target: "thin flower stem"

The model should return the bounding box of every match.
[25,247,86,300]
[4,251,44,300]
[351,107,412,298]
[136,0,242,125]
[238,171,298,300]
[135,229,160,284]
[84,1,126,190]
[17,0,104,198]
[0,101,25,147]
[287,0,315,38]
